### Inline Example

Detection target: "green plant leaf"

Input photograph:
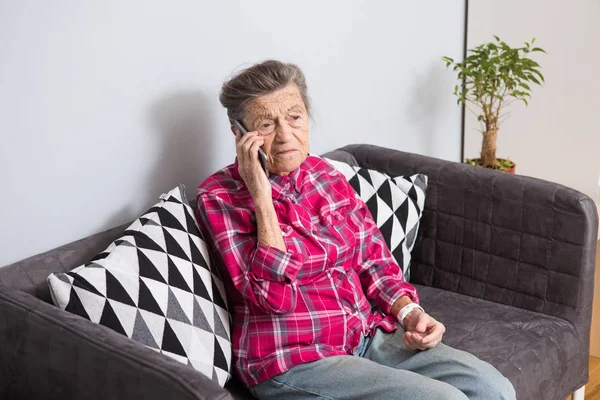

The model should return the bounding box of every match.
[516,71,527,80]
[519,82,531,90]
[531,69,545,83]
[527,74,541,85]
[444,36,545,119]
[531,47,546,53]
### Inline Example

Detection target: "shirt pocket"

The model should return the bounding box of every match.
[319,200,359,239]
[318,197,351,226]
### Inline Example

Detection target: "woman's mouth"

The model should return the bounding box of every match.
[275,149,297,155]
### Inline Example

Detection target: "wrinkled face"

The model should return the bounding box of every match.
[242,84,309,176]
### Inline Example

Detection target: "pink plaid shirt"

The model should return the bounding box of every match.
[195,155,419,387]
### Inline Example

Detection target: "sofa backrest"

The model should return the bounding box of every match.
[334,144,598,329]
[5,144,596,328]
[0,223,129,303]
[0,197,202,302]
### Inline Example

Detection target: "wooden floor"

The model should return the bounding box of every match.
[566,356,600,400]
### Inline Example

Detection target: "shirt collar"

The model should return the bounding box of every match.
[233,157,307,197]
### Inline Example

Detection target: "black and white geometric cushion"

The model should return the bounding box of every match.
[324,158,427,282]
[47,185,232,387]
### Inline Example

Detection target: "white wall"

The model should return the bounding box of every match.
[0,1,465,266]
[464,0,600,201]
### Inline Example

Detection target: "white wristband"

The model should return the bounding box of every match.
[397,303,424,328]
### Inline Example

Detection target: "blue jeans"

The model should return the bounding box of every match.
[249,327,516,400]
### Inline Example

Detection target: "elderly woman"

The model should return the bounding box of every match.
[196,60,515,400]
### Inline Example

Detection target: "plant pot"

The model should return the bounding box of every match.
[465,158,516,174]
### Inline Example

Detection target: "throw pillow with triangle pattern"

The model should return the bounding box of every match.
[324,158,427,282]
[47,184,232,387]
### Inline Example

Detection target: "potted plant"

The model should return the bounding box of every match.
[442,36,546,173]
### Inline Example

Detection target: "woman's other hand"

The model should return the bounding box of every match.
[402,310,446,351]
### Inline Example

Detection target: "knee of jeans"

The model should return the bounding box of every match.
[496,376,517,400]
[470,371,516,400]
[439,386,469,400]
[399,381,468,400]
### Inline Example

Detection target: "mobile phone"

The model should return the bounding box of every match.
[233,119,268,174]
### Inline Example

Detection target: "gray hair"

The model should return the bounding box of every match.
[219,60,311,123]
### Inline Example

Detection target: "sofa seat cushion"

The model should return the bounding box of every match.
[415,284,581,400]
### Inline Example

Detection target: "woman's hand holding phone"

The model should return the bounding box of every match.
[234,126,272,203]
[234,124,285,251]
[234,120,268,172]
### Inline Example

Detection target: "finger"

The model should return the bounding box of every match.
[236,131,258,151]
[419,337,440,349]
[403,333,418,350]
[420,322,445,346]
[237,131,257,149]
[248,139,265,163]
[408,331,429,346]
[408,330,427,341]
[238,133,262,157]
[408,336,427,351]
[242,136,265,158]
[404,332,427,351]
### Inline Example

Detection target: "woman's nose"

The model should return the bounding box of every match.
[275,120,294,141]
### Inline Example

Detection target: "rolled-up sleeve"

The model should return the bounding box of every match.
[251,244,303,282]
[196,191,303,315]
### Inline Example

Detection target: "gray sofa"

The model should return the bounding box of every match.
[0,144,597,400]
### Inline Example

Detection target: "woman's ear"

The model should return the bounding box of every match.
[230,124,237,135]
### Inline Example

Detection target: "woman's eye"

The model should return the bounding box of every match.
[262,123,272,128]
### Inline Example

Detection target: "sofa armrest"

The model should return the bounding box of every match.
[335,145,597,327]
[0,283,234,400]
